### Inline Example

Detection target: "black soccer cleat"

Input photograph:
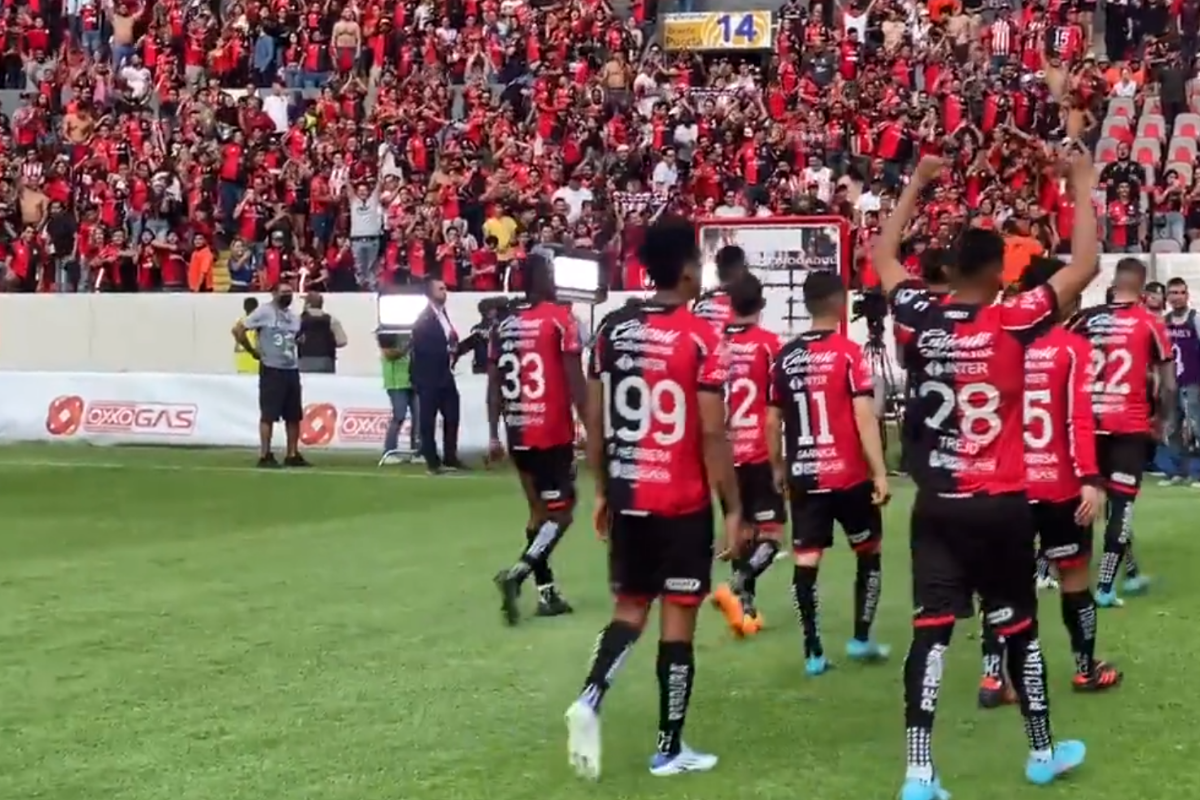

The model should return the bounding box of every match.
[494,571,521,626]
[535,587,574,617]
[978,677,1018,710]
[257,454,281,469]
[284,454,311,468]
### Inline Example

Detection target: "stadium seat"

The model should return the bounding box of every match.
[1132,137,1161,165]
[1144,95,1163,116]
[1095,137,1120,163]
[1168,137,1198,165]
[1172,113,1200,140]
[1107,97,1136,119]
[1101,116,1132,140]
[1190,240,1200,253]
[1151,239,1182,254]
[1138,114,1167,141]
[1143,165,1157,187]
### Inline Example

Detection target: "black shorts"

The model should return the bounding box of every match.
[511,445,576,509]
[259,365,303,424]
[733,462,787,530]
[790,481,882,554]
[608,505,714,605]
[910,492,1036,629]
[1096,433,1147,497]
[1032,499,1093,568]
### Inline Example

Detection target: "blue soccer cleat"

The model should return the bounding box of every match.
[1094,589,1124,608]
[1025,740,1087,785]
[846,638,891,661]
[898,776,952,800]
[805,654,830,676]
[649,743,718,777]
[1121,575,1151,595]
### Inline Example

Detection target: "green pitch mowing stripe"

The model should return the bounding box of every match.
[0,445,1195,800]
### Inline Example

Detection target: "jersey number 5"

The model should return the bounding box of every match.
[498,352,546,401]
[1023,389,1053,449]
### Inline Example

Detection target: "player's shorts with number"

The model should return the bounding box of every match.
[607,506,714,605]
[790,481,881,554]
[510,445,576,510]
[1032,498,1093,569]
[909,491,1036,627]
[259,365,303,424]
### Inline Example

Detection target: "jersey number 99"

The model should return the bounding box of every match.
[601,373,686,446]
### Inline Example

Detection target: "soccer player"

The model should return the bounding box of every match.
[874,148,1100,798]
[1068,257,1174,607]
[766,270,891,675]
[488,254,587,624]
[710,273,786,637]
[565,216,744,780]
[978,256,1123,709]
[692,245,749,330]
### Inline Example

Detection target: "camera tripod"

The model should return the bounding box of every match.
[861,324,907,473]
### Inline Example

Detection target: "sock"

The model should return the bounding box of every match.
[655,640,696,758]
[790,565,823,658]
[1003,622,1054,760]
[508,519,565,585]
[1096,494,1134,594]
[1060,589,1097,676]
[1123,542,1140,581]
[732,538,779,601]
[578,620,640,713]
[525,525,556,589]
[980,621,1005,682]
[903,622,954,782]
[1035,554,1051,582]
[852,550,883,642]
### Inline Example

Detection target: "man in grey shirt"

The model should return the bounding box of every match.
[232,283,310,468]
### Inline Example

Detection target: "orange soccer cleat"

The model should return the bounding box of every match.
[740,612,763,636]
[710,584,747,637]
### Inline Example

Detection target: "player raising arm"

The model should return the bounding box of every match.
[488,255,587,625]
[872,144,1100,800]
[766,271,891,676]
[978,257,1122,710]
[1067,257,1173,606]
[710,273,787,638]
[565,217,744,780]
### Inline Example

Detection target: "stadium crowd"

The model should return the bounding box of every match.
[0,0,1196,294]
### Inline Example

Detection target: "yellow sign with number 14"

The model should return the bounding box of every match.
[661,11,773,51]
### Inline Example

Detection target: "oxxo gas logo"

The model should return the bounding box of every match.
[300,403,392,447]
[45,395,198,437]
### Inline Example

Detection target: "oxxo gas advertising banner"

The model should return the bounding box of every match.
[4,372,492,451]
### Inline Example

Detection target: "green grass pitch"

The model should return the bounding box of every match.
[1,444,1198,800]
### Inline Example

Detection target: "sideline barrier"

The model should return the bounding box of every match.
[2,372,488,451]
[0,253,1182,379]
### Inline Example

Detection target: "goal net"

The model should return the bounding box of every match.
[696,215,852,335]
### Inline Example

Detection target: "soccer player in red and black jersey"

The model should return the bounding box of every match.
[487,255,587,625]
[710,273,787,637]
[564,217,744,780]
[977,256,1122,709]
[1068,257,1174,607]
[874,148,1100,799]
[766,270,891,675]
[692,245,748,332]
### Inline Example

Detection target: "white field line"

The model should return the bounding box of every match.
[0,458,501,480]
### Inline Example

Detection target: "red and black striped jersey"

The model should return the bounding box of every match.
[891,279,1057,496]
[588,300,729,517]
[488,300,583,450]
[692,287,733,333]
[768,329,874,492]
[1067,302,1171,435]
[1023,326,1100,503]
[724,322,783,466]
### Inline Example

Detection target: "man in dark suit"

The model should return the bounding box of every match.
[411,278,467,473]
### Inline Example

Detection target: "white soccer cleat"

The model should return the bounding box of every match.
[566,700,601,780]
[649,744,719,776]
[1036,576,1059,592]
